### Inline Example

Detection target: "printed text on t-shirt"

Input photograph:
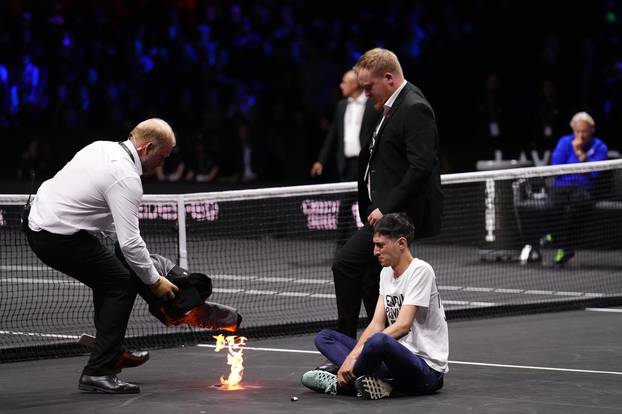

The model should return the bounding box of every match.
[385,294,404,325]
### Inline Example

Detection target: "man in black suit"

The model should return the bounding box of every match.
[311,70,381,182]
[332,48,443,339]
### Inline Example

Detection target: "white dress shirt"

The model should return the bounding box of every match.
[29,140,160,285]
[343,94,367,158]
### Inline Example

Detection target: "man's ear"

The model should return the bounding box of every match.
[137,141,152,156]
[398,237,407,249]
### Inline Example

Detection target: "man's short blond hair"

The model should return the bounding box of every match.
[353,48,403,77]
[130,118,176,148]
[569,111,595,129]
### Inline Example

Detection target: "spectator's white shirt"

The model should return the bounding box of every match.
[379,257,449,373]
[343,94,367,158]
[29,140,159,285]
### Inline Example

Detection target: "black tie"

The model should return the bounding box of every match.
[369,106,389,160]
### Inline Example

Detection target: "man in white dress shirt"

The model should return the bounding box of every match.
[25,118,179,394]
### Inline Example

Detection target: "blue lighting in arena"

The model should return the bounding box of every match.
[138,55,155,73]
[0,64,7,83]
[62,32,72,48]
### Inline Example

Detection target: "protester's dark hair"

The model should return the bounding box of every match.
[373,213,415,245]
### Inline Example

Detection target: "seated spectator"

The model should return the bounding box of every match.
[17,138,51,179]
[184,136,220,183]
[155,145,186,181]
[547,111,608,265]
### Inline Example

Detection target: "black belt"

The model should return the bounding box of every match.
[118,141,135,163]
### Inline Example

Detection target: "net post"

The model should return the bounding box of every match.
[177,195,188,269]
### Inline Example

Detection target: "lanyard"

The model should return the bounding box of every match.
[118,141,135,163]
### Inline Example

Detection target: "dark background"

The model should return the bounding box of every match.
[1,0,621,190]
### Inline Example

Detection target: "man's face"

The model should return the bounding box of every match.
[339,71,359,98]
[572,121,594,148]
[357,68,392,110]
[373,233,403,268]
[141,141,174,173]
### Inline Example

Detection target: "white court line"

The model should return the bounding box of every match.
[494,288,523,294]
[586,308,622,313]
[196,344,622,376]
[0,265,47,271]
[524,290,554,295]
[198,344,320,354]
[0,330,79,340]
[1,275,617,301]
[3,328,620,376]
[0,277,82,286]
[438,285,462,290]
[463,287,494,292]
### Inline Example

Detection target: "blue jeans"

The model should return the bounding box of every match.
[315,329,444,394]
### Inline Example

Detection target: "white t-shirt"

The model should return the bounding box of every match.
[379,258,449,373]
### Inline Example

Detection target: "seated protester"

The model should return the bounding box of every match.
[548,111,608,265]
[301,213,448,400]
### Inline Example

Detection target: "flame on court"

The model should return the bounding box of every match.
[213,334,247,390]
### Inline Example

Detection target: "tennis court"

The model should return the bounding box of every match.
[2,162,622,412]
[2,308,621,413]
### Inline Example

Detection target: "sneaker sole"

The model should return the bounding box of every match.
[355,377,392,400]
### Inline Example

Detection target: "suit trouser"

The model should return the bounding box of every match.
[332,225,381,338]
[26,228,139,376]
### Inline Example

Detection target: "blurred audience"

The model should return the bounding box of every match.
[0,0,621,181]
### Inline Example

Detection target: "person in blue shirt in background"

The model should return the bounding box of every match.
[548,111,608,265]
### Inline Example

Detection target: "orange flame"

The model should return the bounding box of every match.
[213,334,247,389]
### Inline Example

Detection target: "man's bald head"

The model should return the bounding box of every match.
[130,118,176,149]
[130,118,176,173]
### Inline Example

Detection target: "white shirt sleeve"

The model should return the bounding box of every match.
[104,176,160,285]
[379,267,390,296]
[402,265,434,308]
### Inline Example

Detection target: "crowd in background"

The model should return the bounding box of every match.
[1,0,621,184]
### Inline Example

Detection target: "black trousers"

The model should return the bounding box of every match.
[336,157,360,247]
[332,225,381,338]
[550,185,593,251]
[26,227,140,376]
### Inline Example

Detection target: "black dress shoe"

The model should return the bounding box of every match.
[78,374,140,394]
[113,350,150,373]
[316,360,339,374]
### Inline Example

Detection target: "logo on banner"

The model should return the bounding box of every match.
[138,202,219,222]
[301,200,340,230]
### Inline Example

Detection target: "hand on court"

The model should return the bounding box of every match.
[367,208,383,226]
[337,355,357,385]
[150,276,179,301]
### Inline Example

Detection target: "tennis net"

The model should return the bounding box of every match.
[2,159,622,361]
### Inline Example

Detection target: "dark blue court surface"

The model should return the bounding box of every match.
[1,308,621,414]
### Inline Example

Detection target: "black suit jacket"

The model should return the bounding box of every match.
[318,98,381,179]
[358,82,443,238]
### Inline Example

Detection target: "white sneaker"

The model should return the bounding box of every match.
[301,370,337,394]
[354,376,393,400]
